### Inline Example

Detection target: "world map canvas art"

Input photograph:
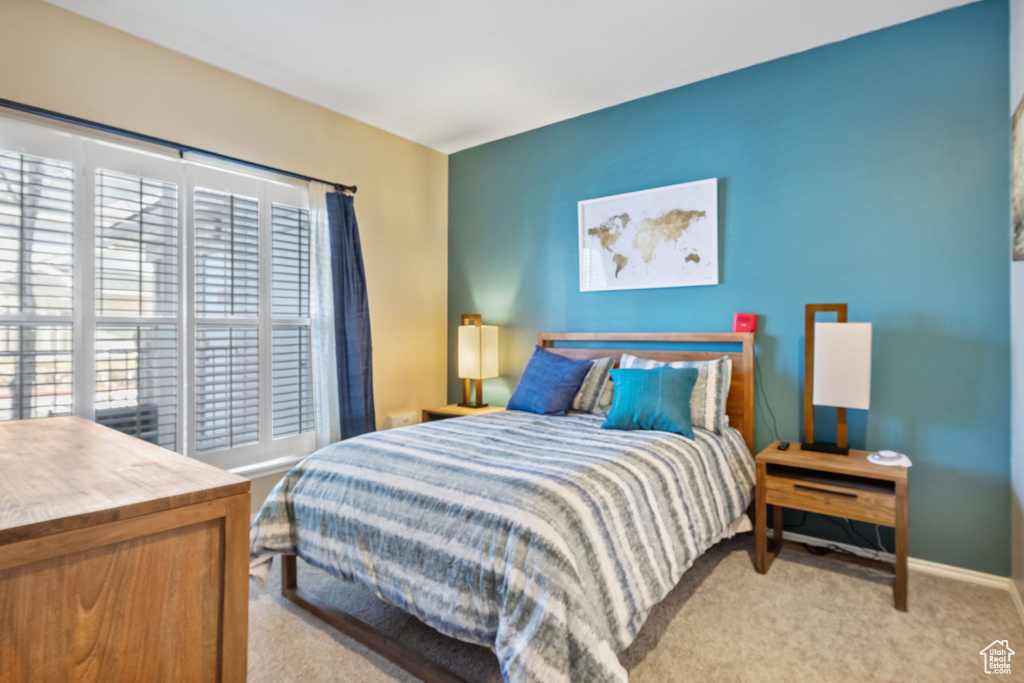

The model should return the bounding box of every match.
[579,178,719,292]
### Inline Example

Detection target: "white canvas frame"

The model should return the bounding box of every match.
[578,177,719,292]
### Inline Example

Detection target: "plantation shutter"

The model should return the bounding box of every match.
[272,324,313,437]
[95,170,178,316]
[0,115,317,473]
[195,324,259,453]
[271,203,309,318]
[193,183,262,455]
[270,203,313,439]
[92,168,181,448]
[194,188,259,317]
[0,323,73,420]
[0,149,75,420]
[95,323,178,449]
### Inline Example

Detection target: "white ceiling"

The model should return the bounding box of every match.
[47,0,974,153]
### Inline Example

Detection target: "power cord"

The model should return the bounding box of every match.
[820,515,888,560]
[753,356,780,442]
[875,524,887,556]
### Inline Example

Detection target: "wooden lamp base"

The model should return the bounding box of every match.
[800,441,850,456]
[804,303,850,456]
[459,377,488,408]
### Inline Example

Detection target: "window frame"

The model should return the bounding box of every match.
[0,113,316,472]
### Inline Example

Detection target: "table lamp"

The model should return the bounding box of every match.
[802,304,872,455]
[458,314,498,408]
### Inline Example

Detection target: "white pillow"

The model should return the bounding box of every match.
[571,357,616,414]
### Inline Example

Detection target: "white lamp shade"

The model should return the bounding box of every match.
[812,322,872,410]
[458,325,498,379]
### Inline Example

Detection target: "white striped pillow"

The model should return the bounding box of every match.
[571,356,616,414]
[618,353,732,433]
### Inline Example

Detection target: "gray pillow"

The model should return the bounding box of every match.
[618,353,732,433]
[571,356,616,414]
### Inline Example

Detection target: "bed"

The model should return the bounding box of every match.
[250,332,756,683]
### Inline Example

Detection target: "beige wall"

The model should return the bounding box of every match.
[0,0,449,508]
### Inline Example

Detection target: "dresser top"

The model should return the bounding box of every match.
[0,416,249,545]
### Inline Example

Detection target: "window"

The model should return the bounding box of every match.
[270,203,313,438]
[271,203,310,318]
[95,170,178,317]
[272,324,313,437]
[0,149,75,421]
[94,168,179,449]
[194,188,259,318]
[193,186,261,455]
[0,115,315,471]
[95,323,177,449]
[0,324,73,420]
[0,150,75,317]
[195,324,259,452]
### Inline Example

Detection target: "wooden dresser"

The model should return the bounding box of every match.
[0,416,251,682]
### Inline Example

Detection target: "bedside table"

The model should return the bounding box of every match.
[754,441,909,610]
[421,404,505,423]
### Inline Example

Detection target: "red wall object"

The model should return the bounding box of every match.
[733,313,757,333]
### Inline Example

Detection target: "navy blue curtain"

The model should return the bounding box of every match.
[326,192,375,438]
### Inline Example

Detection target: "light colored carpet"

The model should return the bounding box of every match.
[248,536,1024,682]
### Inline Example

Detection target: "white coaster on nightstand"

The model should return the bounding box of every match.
[867,450,912,467]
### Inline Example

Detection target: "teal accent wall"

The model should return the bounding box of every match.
[448,1,1011,574]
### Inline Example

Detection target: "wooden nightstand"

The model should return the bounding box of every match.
[754,441,909,610]
[421,404,505,422]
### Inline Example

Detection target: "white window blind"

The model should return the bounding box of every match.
[0,114,317,473]
[195,324,259,453]
[0,150,75,316]
[94,166,180,450]
[195,188,259,317]
[270,202,313,439]
[272,324,313,437]
[95,170,178,317]
[272,203,309,318]
[95,323,177,449]
[0,323,73,420]
[0,148,75,421]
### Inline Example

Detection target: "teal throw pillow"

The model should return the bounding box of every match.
[601,367,699,438]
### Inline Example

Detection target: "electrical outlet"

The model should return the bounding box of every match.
[386,411,421,429]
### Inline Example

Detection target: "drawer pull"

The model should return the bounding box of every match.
[794,484,857,499]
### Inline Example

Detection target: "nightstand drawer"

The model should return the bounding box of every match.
[765,474,896,526]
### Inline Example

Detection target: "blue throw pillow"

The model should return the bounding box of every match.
[507,346,594,416]
[601,367,699,438]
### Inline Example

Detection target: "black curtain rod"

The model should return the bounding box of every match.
[0,97,357,194]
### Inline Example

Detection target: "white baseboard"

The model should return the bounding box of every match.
[777,528,894,565]
[1011,580,1024,628]
[229,454,305,480]
[774,528,1023,623]
[907,556,1011,591]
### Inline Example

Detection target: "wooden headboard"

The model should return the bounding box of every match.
[538,332,756,451]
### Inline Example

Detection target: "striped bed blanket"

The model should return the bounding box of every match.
[250,410,755,683]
